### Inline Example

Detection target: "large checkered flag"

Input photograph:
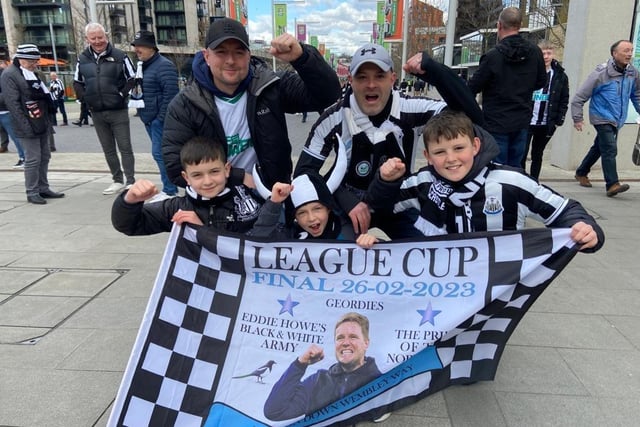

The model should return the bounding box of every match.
[109,225,578,427]
[109,225,249,427]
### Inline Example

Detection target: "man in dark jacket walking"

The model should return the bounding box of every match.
[162,18,341,189]
[74,22,137,195]
[130,30,179,201]
[522,40,569,180]
[468,7,546,167]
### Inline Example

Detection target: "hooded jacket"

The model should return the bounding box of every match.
[263,357,381,421]
[468,34,546,133]
[162,44,341,189]
[366,125,604,253]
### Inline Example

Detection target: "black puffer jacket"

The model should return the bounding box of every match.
[73,43,132,112]
[162,44,341,189]
[111,173,263,236]
[468,34,546,133]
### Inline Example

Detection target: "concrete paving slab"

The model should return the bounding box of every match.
[0,294,89,328]
[8,251,131,269]
[558,348,640,397]
[57,328,138,372]
[444,386,507,427]
[531,287,640,316]
[0,251,29,266]
[22,270,120,297]
[491,346,588,395]
[100,266,159,299]
[62,296,149,330]
[1,327,96,367]
[509,312,634,349]
[596,397,640,426]
[604,315,640,348]
[0,368,119,427]
[358,413,452,427]
[0,268,48,293]
[0,325,49,344]
[496,393,608,427]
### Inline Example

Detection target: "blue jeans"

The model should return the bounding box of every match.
[92,109,135,185]
[0,113,25,159]
[54,98,68,125]
[490,129,528,167]
[145,118,177,195]
[576,124,618,189]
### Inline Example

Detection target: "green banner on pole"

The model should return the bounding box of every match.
[274,4,287,38]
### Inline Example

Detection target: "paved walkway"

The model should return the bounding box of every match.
[1,109,639,426]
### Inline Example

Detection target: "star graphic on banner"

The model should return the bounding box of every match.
[417,301,442,326]
[278,293,300,316]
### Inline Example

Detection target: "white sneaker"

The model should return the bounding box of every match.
[102,182,125,195]
[146,191,175,204]
[373,412,392,423]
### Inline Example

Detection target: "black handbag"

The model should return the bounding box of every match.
[633,125,640,166]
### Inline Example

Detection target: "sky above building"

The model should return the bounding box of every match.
[246,0,449,57]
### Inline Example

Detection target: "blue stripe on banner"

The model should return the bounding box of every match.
[289,346,443,426]
[203,346,443,427]
[203,403,269,427]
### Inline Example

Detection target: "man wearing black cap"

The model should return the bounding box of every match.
[1,44,65,204]
[293,43,483,239]
[130,30,179,202]
[162,17,341,189]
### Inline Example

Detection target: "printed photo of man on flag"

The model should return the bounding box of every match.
[263,312,382,421]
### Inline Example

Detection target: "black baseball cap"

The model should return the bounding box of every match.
[206,18,250,50]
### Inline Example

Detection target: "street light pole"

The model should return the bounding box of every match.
[401,0,410,81]
[49,22,59,74]
[444,0,458,67]
[272,2,277,71]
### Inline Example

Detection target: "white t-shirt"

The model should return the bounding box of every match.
[215,91,256,171]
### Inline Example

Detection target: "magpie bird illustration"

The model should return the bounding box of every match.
[232,360,276,383]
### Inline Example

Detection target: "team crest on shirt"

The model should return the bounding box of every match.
[483,196,503,215]
[355,160,371,177]
[233,186,261,222]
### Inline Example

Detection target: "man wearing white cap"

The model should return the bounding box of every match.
[294,43,484,239]
[0,44,65,204]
